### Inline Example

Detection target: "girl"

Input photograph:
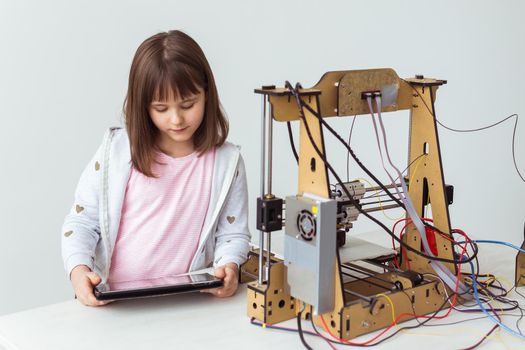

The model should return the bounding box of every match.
[61,30,250,306]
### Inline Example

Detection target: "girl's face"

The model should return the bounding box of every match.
[149,86,205,157]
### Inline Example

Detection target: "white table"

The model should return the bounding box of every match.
[1,238,524,350]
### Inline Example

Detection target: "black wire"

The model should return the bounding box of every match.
[474,281,509,298]
[427,225,480,265]
[292,90,406,211]
[516,291,525,335]
[287,121,299,164]
[296,88,479,265]
[455,266,525,346]
[309,317,326,343]
[297,309,314,350]
[474,283,519,312]
[402,80,524,183]
[450,229,480,268]
[509,284,525,335]
[452,278,524,337]
[516,286,525,299]
[472,241,481,282]
[285,82,477,265]
[465,231,481,279]
[297,83,512,269]
[441,114,523,183]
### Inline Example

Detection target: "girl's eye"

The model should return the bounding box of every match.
[181,104,194,110]
[154,108,168,113]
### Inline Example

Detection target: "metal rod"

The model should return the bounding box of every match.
[341,271,392,292]
[362,193,398,200]
[342,265,396,288]
[365,182,403,192]
[345,262,382,277]
[363,259,401,273]
[343,288,374,303]
[260,94,267,206]
[363,190,400,198]
[258,94,267,285]
[267,100,273,195]
[363,204,400,213]
[360,198,397,206]
[266,231,271,279]
[265,97,273,281]
[364,259,422,285]
[258,231,265,284]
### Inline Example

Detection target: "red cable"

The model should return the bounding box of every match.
[319,227,471,345]
[392,217,435,269]
[391,218,412,269]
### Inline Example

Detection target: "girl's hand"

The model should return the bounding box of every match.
[70,265,110,307]
[203,263,239,298]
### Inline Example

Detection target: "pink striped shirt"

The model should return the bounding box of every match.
[108,149,215,284]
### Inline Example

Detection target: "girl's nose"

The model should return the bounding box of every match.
[169,108,184,125]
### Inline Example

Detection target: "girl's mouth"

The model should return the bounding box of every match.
[169,127,188,133]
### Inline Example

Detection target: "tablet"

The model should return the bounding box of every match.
[94,272,223,301]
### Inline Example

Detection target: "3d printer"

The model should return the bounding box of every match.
[240,68,525,341]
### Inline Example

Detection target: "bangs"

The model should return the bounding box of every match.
[152,61,206,102]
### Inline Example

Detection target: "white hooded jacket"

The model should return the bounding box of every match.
[61,127,250,284]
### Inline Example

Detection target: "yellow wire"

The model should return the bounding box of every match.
[356,154,427,221]
[408,154,426,189]
[376,293,397,324]
[475,274,512,314]
[408,154,427,194]
[357,177,404,221]
[408,154,429,216]
[464,274,503,313]
[405,271,515,347]
[484,277,496,286]
[480,288,504,314]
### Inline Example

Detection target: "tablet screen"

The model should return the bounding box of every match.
[94,272,223,300]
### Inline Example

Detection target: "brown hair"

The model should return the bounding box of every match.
[124,30,228,177]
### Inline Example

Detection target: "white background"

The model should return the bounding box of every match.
[0,0,524,316]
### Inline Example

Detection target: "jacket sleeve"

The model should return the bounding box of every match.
[61,135,105,277]
[213,154,251,268]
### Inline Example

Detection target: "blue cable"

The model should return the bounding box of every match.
[471,239,525,254]
[469,261,525,340]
